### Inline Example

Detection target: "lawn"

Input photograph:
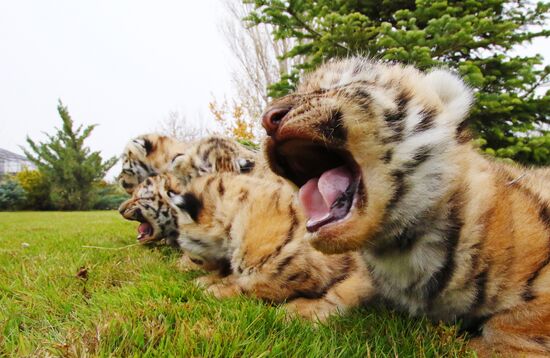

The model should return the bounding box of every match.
[0,211,473,357]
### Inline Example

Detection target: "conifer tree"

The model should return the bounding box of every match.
[246,0,550,165]
[24,101,117,210]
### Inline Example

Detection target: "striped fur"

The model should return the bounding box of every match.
[123,173,374,321]
[117,134,262,271]
[117,134,260,194]
[118,174,227,271]
[170,135,259,184]
[263,57,550,356]
[117,134,188,194]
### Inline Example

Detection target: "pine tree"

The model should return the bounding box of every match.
[23,101,117,210]
[246,0,550,165]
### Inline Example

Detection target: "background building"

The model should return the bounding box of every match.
[0,148,35,177]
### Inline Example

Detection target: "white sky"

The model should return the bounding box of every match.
[0,1,549,180]
[0,0,236,179]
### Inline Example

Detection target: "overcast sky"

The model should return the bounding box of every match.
[1,1,549,180]
[0,0,236,178]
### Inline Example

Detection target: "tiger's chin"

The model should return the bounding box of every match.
[305,212,373,254]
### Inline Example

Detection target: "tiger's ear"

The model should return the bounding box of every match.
[168,191,202,224]
[132,137,154,156]
[143,138,153,155]
[237,158,255,173]
[424,69,473,126]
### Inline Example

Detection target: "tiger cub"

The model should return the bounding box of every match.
[169,135,258,184]
[118,173,373,321]
[117,134,258,195]
[261,57,550,356]
[118,134,188,194]
[118,134,262,249]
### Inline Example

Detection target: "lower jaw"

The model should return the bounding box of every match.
[137,235,160,244]
[307,227,365,254]
[305,206,371,254]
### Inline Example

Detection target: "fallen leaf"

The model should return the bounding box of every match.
[76,267,89,280]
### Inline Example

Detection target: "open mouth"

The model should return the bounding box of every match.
[137,222,156,243]
[267,139,363,232]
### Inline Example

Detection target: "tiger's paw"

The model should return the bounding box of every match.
[194,274,223,288]
[284,298,342,322]
[176,255,202,272]
[205,283,241,299]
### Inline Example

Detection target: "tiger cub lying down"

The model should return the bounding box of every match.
[117,134,260,247]
[117,133,188,195]
[261,57,550,356]
[118,173,373,320]
[117,133,258,195]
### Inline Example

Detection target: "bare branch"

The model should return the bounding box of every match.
[156,111,209,142]
[220,0,304,123]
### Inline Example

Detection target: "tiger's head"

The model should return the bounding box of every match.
[262,58,473,254]
[170,136,257,185]
[118,173,231,271]
[164,174,233,267]
[118,174,182,246]
[117,134,188,194]
[118,134,257,194]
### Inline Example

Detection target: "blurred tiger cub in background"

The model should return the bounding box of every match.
[117,134,258,195]
[169,135,258,184]
[119,173,374,321]
[117,134,188,194]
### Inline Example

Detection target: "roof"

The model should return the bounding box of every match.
[0,148,30,162]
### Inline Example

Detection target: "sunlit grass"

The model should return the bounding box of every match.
[0,211,472,357]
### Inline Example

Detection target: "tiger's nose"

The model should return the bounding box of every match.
[262,106,291,136]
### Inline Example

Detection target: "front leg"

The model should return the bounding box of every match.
[470,294,550,357]
[206,282,243,299]
[198,274,242,299]
[176,254,202,272]
[285,269,375,322]
[194,273,225,288]
[284,297,339,322]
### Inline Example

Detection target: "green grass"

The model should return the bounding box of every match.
[0,211,472,357]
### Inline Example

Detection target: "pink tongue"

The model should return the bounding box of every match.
[298,166,352,224]
[138,223,152,234]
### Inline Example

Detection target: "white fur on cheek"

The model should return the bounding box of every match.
[178,212,194,225]
[168,194,195,224]
[170,193,184,206]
